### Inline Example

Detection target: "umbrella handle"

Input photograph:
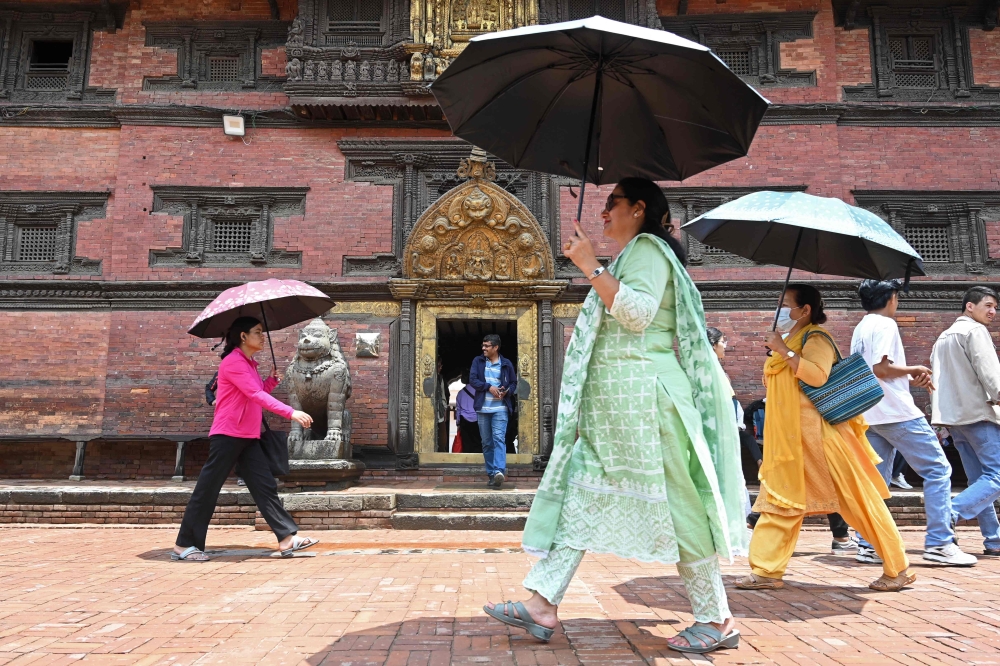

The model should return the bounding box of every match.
[259,303,277,372]
[772,227,805,332]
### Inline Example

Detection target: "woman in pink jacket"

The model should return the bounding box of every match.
[172,317,317,561]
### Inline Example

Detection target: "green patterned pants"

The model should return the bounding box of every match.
[523,547,731,623]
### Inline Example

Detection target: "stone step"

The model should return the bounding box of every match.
[391,509,527,531]
[396,491,534,511]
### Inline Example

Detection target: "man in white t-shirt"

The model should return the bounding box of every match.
[850,279,976,566]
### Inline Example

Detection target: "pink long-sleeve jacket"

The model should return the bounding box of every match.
[209,349,295,439]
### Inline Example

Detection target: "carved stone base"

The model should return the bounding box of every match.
[284,459,365,488]
[289,438,351,460]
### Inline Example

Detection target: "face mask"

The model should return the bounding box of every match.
[774,307,800,333]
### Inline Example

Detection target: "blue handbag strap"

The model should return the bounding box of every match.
[800,329,843,363]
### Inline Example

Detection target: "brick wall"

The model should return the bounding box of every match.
[968,28,1000,87]
[88,4,291,109]
[0,312,110,437]
[101,126,447,282]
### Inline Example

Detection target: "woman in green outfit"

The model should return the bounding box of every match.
[484,178,748,654]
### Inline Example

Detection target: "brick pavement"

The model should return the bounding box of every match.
[2,526,1000,665]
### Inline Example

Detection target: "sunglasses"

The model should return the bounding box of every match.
[605,193,626,212]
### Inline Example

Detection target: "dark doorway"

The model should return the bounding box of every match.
[436,319,518,454]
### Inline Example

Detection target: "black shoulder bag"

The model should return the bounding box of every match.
[260,418,290,477]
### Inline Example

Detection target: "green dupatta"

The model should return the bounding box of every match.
[521,234,748,561]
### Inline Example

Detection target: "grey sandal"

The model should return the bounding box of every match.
[280,536,318,557]
[668,623,740,654]
[171,546,209,562]
[483,601,555,642]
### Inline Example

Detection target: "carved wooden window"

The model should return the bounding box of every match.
[0,9,116,103]
[903,224,951,262]
[659,13,817,88]
[16,225,58,261]
[0,192,107,276]
[325,0,387,46]
[568,0,626,22]
[26,40,73,90]
[717,48,753,77]
[887,35,939,89]
[143,22,288,91]
[841,7,1000,102]
[207,56,240,82]
[148,187,307,268]
[540,0,657,27]
[853,191,1000,275]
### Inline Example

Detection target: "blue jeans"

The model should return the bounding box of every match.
[858,417,955,549]
[477,410,509,478]
[950,425,1000,550]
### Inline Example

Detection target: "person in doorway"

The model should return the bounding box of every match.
[850,279,976,566]
[172,316,318,562]
[931,286,1000,556]
[455,370,482,453]
[468,334,517,488]
[485,178,746,654]
[736,284,914,592]
[434,358,450,453]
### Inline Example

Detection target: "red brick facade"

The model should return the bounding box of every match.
[2,0,999,478]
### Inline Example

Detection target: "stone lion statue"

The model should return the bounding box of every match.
[282,318,352,459]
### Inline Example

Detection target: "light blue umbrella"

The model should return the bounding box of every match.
[681,191,925,327]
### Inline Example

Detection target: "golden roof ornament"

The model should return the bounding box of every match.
[456,147,496,182]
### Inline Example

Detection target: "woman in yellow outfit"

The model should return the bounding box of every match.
[737,284,915,592]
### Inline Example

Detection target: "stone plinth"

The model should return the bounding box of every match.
[285,439,365,489]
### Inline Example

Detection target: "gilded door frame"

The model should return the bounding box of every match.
[415,301,538,464]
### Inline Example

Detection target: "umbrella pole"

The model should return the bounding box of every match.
[259,303,277,370]
[575,67,603,223]
[772,228,804,331]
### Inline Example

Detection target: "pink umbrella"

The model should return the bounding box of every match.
[189,279,335,366]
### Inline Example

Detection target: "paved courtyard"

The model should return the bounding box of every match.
[2,526,1000,665]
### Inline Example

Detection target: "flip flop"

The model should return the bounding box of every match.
[868,571,916,592]
[668,623,741,653]
[735,572,783,590]
[483,601,555,642]
[280,535,318,557]
[171,546,209,562]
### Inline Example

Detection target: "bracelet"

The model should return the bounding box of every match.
[588,265,606,280]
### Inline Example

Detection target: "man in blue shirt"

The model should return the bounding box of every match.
[468,334,517,488]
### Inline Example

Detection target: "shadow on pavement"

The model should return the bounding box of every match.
[137,545,290,561]
[302,615,692,666]
[615,575,883,619]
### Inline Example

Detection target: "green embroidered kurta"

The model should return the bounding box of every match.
[522,234,748,564]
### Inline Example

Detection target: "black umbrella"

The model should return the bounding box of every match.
[431,15,769,219]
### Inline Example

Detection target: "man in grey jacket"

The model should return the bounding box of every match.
[931,286,1000,556]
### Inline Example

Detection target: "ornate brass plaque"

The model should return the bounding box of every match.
[403,149,555,283]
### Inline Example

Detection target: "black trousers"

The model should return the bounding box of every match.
[176,434,298,551]
[827,512,849,539]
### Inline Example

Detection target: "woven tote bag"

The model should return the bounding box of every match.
[797,330,884,425]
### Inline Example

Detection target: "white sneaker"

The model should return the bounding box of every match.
[890,474,913,490]
[923,542,977,566]
[855,545,883,564]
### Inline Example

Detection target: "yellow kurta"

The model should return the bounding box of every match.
[749,325,909,578]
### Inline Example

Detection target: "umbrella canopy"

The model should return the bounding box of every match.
[681,191,926,281]
[430,15,769,186]
[189,279,334,339]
